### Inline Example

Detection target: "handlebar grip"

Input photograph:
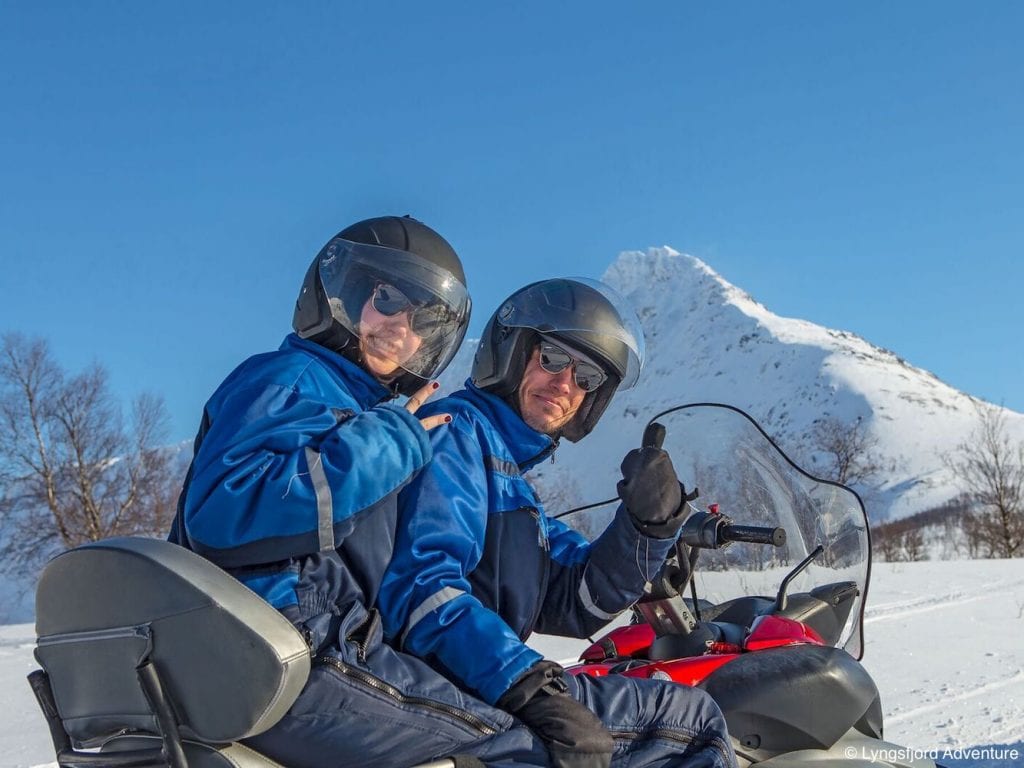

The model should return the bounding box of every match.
[722,525,787,547]
[642,422,666,450]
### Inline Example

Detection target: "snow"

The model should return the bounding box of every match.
[2,559,1021,768]
[0,623,51,768]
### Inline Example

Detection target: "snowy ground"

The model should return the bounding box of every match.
[2,559,1022,768]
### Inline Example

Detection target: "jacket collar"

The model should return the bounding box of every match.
[282,333,392,409]
[454,382,556,473]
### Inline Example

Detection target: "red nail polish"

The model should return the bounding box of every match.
[444,415,452,423]
[432,381,440,390]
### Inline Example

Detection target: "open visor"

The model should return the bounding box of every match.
[497,277,645,389]
[318,238,471,380]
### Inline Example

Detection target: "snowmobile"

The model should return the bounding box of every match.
[557,403,937,768]
[24,403,935,768]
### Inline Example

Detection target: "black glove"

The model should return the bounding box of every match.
[617,446,689,539]
[496,661,614,768]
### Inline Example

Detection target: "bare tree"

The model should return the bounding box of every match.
[900,528,926,562]
[947,403,1024,558]
[871,525,925,562]
[803,416,889,487]
[961,512,988,559]
[0,334,180,572]
[872,526,902,562]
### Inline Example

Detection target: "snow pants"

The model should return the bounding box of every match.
[246,604,737,768]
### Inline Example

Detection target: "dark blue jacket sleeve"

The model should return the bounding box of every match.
[380,418,542,705]
[182,378,431,568]
[536,507,677,637]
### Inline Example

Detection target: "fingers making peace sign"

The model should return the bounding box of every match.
[405,381,452,431]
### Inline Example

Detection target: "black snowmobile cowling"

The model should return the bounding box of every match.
[698,645,883,761]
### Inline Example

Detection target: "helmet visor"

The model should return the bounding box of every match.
[318,238,471,380]
[497,277,645,389]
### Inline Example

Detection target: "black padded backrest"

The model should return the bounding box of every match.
[34,537,310,747]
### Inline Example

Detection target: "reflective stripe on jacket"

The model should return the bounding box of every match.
[380,382,675,705]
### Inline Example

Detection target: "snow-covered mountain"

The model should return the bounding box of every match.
[441,247,1024,522]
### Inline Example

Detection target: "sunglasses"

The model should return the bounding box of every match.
[537,342,607,393]
[372,283,451,338]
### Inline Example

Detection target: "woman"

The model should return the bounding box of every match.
[170,216,515,768]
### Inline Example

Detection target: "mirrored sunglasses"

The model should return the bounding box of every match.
[372,283,451,338]
[538,342,607,393]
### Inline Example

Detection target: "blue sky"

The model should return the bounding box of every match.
[1,2,1022,442]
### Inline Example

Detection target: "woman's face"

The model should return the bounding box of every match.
[358,295,424,380]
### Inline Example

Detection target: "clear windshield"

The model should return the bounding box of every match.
[652,404,871,658]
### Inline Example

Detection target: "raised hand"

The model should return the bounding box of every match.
[617,421,688,539]
[404,381,451,431]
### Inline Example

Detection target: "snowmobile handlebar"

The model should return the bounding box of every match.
[680,511,787,549]
[720,524,787,547]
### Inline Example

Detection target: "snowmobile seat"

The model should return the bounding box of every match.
[28,536,472,768]
[30,536,310,767]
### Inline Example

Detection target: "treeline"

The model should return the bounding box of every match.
[872,493,1023,562]
[779,408,1022,562]
[871,500,968,562]
[820,406,1024,561]
[871,404,1023,561]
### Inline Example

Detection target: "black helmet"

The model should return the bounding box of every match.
[472,277,644,442]
[293,215,471,396]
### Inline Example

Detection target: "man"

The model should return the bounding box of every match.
[381,278,737,768]
[169,216,516,768]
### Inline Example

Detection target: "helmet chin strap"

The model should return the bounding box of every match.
[558,390,595,443]
[562,378,619,443]
[501,388,527,422]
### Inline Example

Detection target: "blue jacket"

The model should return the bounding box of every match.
[169,334,430,639]
[379,383,676,705]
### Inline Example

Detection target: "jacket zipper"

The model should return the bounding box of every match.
[345,609,378,664]
[520,441,557,473]
[315,655,499,736]
[353,635,368,663]
[610,728,733,762]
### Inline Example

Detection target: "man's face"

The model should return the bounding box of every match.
[358,293,424,380]
[516,345,588,435]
